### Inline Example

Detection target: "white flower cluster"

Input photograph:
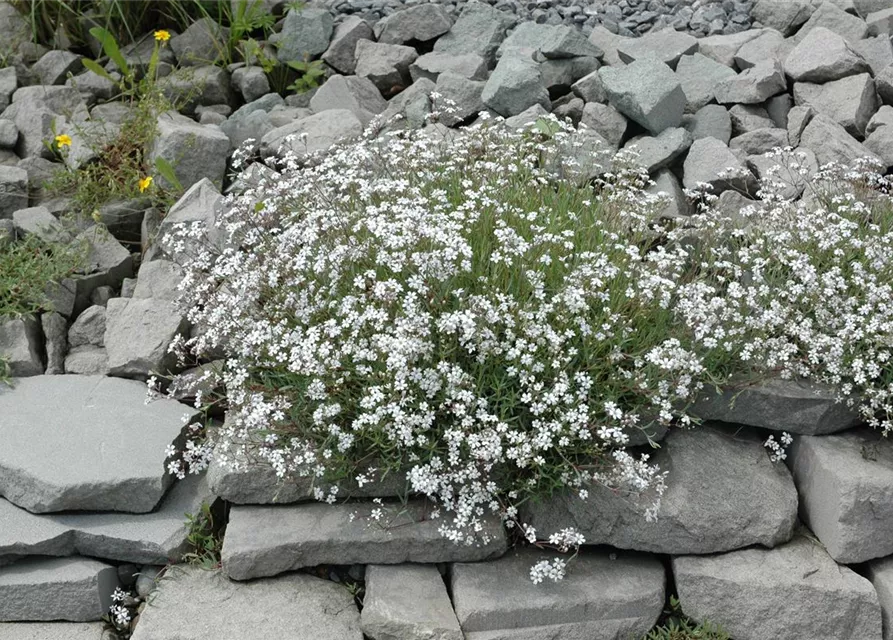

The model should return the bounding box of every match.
[764,432,794,463]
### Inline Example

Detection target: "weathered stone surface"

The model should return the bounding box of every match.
[231,66,270,104]
[481,55,549,118]
[714,59,786,105]
[40,312,66,375]
[433,0,515,65]
[767,93,793,129]
[0,68,16,113]
[272,7,333,63]
[623,127,692,173]
[12,206,67,243]
[523,427,797,555]
[599,58,685,135]
[616,30,698,69]
[579,102,627,148]
[4,85,88,159]
[867,556,893,640]
[866,7,893,35]
[132,260,184,302]
[498,23,601,61]
[729,104,775,134]
[309,74,388,126]
[730,128,788,155]
[378,78,435,130]
[852,34,893,75]
[451,549,665,640]
[683,136,755,193]
[362,564,462,640]
[260,109,364,160]
[675,53,736,113]
[673,536,882,640]
[0,557,119,622]
[410,51,488,84]
[734,29,788,70]
[130,568,362,640]
[587,25,625,66]
[322,16,373,75]
[697,29,764,68]
[789,429,893,564]
[785,27,870,83]
[800,113,882,166]
[158,66,234,115]
[222,501,508,580]
[752,0,816,35]
[0,622,104,639]
[374,4,452,44]
[63,346,108,375]
[794,73,877,138]
[104,297,188,379]
[747,146,818,200]
[0,165,27,218]
[170,17,228,67]
[0,375,191,513]
[0,316,43,376]
[435,72,485,123]
[793,1,869,44]
[787,105,814,146]
[684,104,732,143]
[32,50,82,86]
[571,68,606,103]
[148,111,229,190]
[145,178,224,264]
[0,119,16,149]
[539,57,600,96]
[648,168,692,219]
[355,40,418,96]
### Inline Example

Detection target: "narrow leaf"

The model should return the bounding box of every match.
[154,157,183,192]
[81,58,116,83]
[89,26,130,77]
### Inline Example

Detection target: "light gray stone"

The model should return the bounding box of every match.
[714,59,787,105]
[790,429,893,564]
[794,73,878,138]
[12,206,67,243]
[587,25,626,67]
[435,72,485,123]
[624,127,692,173]
[374,4,452,45]
[752,0,816,35]
[503,104,549,129]
[580,102,627,148]
[158,66,234,116]
[0,375,192,513]
[683,136,755,193]
[856,0,893,16]
[231,66,270,103]
[866,123,893,169]
[481,55,550,117]
[684,104,732,143]
[570,68,606,103]
[852,35,893,75]
[4,85,88,160]
[68,305,105,349]
[866,7,893,35]
[616,29,698,69]
[498,23,601,60]
[0,622,104,639]
[272,7,333,63]
[73,226,133,286]
[32,50,82,85]
[522,427,797,555]
[63,346,108,375]
[148,111,229,190]
[729,128,789,155]
[734,28,788,70]
[97,198,150,241]
[878,65,893,106]
[220,109,271,151]
[729,103,774,134]
[767,93,793,129]
[0,316,42,376]
[0,119,17,149]
[451,549,665,640]
[697,29,764,68]
[0,165,27,219]
[362,564,462,640]
[538,57,600,96]
[40,312,65,375]
[432,0,515,65]
[355,40,418,95]
[675,53,737,113]
[135,566,164,598]
[792,1,870,44]
[170,17,228,67]
[67,68,119,103]
[260,109,364,161]
[322,15,373,75]
[308,75,387,126]
[104,297,188,379]
[673,536,882,640]
[800,113,882,166]
[785,27,870,83]
[787,105,814,145]
[647,168,692,218]
[599,58,685,135]
[0,68,16,113]
[222,501,508,580]
[410,52,488,84]
[130,568,362,640]
[132,260,184,302]
[145,178,224,264]
[0,557,118,622]
[378,78,435,130]
[747,146,819,199]
[867,556,893,640]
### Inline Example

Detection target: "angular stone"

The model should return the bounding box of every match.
[12,206,67,244]
[684,104,732,143]
[648,168,691,219]
[145,178,224,264]
[451,549,665,640]
[221,501,508,580]
[800,113,882,166]
[272,7,333,63]
[624,127,692,173]
[4,85,88,160]
[794,73,877,138]
[714,59,786,105]
[158,66,234,116]
[133,260,184,302]
[322,16,373,75]
[747,146,819,199]
[587,25,626,67]
[734,28,788,70]
[68,306,105,349]
[260,109,363,161]
[130,568,362,640]
[0,375,192,513]
[0,165,27,218]
[526,426,796,554]
[752,0,816,35]
[63,346,108,375]
[675,53,737,113]
[308,75,387,126]
[0,622,103,639]
[552,95,583,126]
[788,105,814,145]
[432,0,515,65]
[378,78,434,130]
[852,35,893,75]
[539,57,600,97]
[32,50,82,86]
[697,29,764,68]
[149,111,229,191]
[0,557,118,622]
[499,24,601,61]
[856,0,893,15]
[40,312,66,375]
[878,65,893,106]
[729,128,789,155]
[789,429,893,564]
[867,556,893,640]
[571,68,607,103]
[0,119,16,149]
[767,93,794,129]
[866,7,893,35]
[481,55,550,117]
[0,316,42,376]
[362,564,462,640]
[785,27,870,83]
[231,66,270,104]
[792,1,870,44]
[683,136,755,193]
[729,104,774,134]
[580,102,627,148]
[410,52,488,84]
[673,536,882,640]
[599,58,685,135]
[355,40,418,96]
[374,4,452,45]
[220,109,271,151]
[436,72,485,123]
[170,17,228,67]
[616,29,698,69]
[0,68,16,113]
[104,297,188,379]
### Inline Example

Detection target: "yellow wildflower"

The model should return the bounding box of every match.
[154,30,171,42]
[55,134,72,148]
[138,176,153,192]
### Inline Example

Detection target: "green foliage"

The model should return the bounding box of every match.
[286,57,326,94]
[642,597,730,640]
[0,233,83,320]
[182,501,225,569]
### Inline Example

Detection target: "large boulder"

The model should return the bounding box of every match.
[271,7,333,63]
[354,40,418,96]
[714,59,787,105]
[309,74,388,126]
[144,178,225,264]
[751,0,816,35]
[599,58,685,135]
[616,30,698,69]
[374,4,452,45]
[259,109,363,161]
[799,113,882,166]
[481,55,550,117]
[682,136,756,194]
[792,1,869,44]
[793,73,877,138]
[148,111,229,191]
[784,27,870,83]
[432,0,515,66]
[321,16,373,75]
[169,17,228,67]
[104,296,188,379]
[674,52,736,113]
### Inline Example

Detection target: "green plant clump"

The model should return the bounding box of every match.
[0,233,82,321]
[642,597,730,640]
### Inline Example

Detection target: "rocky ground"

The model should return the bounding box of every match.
[3,0,893,638]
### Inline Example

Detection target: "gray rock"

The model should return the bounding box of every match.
[587,25,626,67]
[11,206,67,244]
[68,305,105,348]
[675,53,737,113]
[0,557,119,622]
[135,566,164,598]
[378,78,435,130]
[272,7,333,63]
[800,113,882,166]
[260,108,364,161]
[579,102,627,148]
[624,127,692,173]
[552,95,583,126]
[170,17,228,67]
[40,312,66,375]
[787,105,815,145]
[684,104,732,143]
[145,178,224,264]
[767,93,794,129]
[866,7,893,35]
[852,35,893,75]
[730,128,789,155]
[436,72,485,123]
[32,50,82,85]
[199,111,226,126]
[0,621,103,639]
[229,92,284,119]
[410,52,488,84]
[0,375,192,513]
[129,568,362,640]
[499,23,600,60]
[729,103,775,134]
[794,73,878,138]
[221,109,272,151]
[0,68,16,113]
[4,85,88,160]
[673,536,882,640]
[570,68,607,103]
[734,28,788,70]
[221,501,508,580]
[355,40,418,95]
[74,226,133,285]
[867,557,893,640]
[503,104,550,129]
[374,4,452,44]
[97,198,150,241]
[878,65,893,106]
[451,549,665,640]
[523,427,797,555]
[697,29,764,68]
[856,0,893,16]
[752,0,815,35]
[714,59,786,105]
[267,105,312,128]
[0,316,43,376]
[792,1,869,44]
[481,55,550,117]
[362,565,462,640]
[616,29,698,69]
[309,74,388,126]
[785,27,870,83]
[790,429,893,564]
[866,116,893,168]
[322,16,373,75]
[0,119,16,149]
[67,68,119,102]
[63,346,108,375]
[599,58,685,135]
[158,66,234,116]
[539,57,600,96]
[148,111,229,190]
[432,0,515,66]
[648,169,691,218]
[748,147,819,199]
[132,260,184,302]
[231,66,270,103]
[0,166,27,219]
[683,136,755,193]
[104,297,188,379]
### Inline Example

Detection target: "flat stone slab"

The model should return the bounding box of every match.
[0,475,214,564]
[362,564,462,640]
[522,426,797,555]
[222,500,508,581]
[789,429,893,564]
[451,549,665,640]
[0,557,119,622]
[673,535,882,640]
[0,376,194,513]
[129,567,363,640]
[0,622,107,639]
